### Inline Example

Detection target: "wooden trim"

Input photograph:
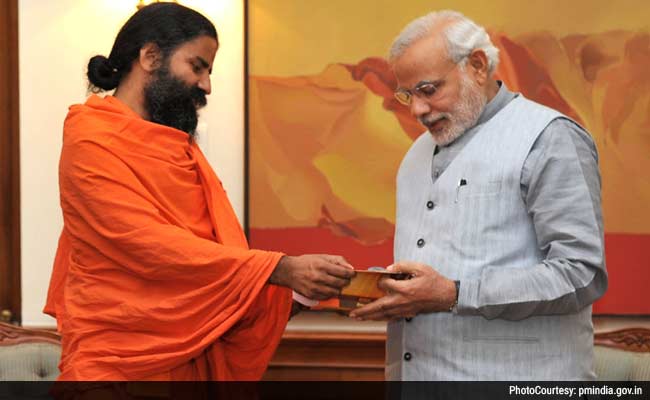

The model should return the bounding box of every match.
[264,330,386,381]
[0,0,21,324]
[0,322,61,346]
[279,330,386,343]
[594,328,650,353]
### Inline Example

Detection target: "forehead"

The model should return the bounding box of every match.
[170,35,219,65]
[392,34,452,87]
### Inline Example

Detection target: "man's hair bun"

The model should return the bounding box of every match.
[87,55,120,92]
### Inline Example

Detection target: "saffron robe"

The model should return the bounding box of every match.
[44,95,291,380]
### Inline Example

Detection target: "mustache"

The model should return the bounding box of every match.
[419,113,451,126]
[190,86,207,108]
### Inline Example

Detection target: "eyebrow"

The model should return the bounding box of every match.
[195,56,212,74]
[397,80,439,92]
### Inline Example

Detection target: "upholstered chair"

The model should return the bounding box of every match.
[0,322,61,381]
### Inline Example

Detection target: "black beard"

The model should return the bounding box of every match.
[143,66,207,136]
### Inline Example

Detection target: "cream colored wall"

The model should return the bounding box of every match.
[19,0,244,327]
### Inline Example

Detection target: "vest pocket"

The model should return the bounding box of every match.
[462,335,540,343]
[456,180,502,200]
[460,318,562,358]
[461,318,542,344]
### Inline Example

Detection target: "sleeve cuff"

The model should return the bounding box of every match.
[456,278,480,315]
[292,291,319,307]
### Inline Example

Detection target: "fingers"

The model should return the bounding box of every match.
[349,296,411,321]
[307,261,354,299]
[391,260,429,275]
[351,304,409,321]
[348,299,389,320]
[377,275,397,292]
[376,272,414,293]
[321,254,354,269]
[319,260,356,280]
[316,274,351,291]
[295,282,341,301]
[378,276,412,293]
[289,254,357,300]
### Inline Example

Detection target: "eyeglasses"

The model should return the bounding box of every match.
[394,63,461,106]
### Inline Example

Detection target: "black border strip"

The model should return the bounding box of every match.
[4,381,648,400]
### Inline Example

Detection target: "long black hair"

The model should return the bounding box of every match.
[87,2,218,92]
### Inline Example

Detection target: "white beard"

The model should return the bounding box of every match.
[420,71,487,146]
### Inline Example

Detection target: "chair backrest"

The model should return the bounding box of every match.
[1,322,648,381]
[594,327,650,381]
[0,322,61,381]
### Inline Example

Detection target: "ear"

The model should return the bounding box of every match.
[467,49,490,85]
[138,42,163,73]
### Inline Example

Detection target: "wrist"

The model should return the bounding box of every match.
[270,255,292,287]
[448,280,460,313]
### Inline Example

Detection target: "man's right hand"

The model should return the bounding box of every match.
[269,255,355,300]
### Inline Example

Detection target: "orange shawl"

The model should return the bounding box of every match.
[44,95,291,380]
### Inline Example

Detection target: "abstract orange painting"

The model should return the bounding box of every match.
[247,0,650,314]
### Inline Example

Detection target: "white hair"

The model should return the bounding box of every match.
[388,10,500,74]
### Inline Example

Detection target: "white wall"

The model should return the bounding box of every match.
[19,0,244,327]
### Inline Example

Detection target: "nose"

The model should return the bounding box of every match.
[410,96,431,118]
[198,74,211,95]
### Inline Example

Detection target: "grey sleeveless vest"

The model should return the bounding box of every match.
[388,96,594,380]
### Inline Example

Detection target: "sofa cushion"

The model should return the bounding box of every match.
[0,323,61,382]
[0,342,61,381]
[595,345,650,381]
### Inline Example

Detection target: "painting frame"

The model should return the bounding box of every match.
[244,0,650,317]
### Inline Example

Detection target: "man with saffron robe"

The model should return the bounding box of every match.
[44,3,354,381]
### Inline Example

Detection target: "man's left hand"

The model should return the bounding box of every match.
[348,261,457,321]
